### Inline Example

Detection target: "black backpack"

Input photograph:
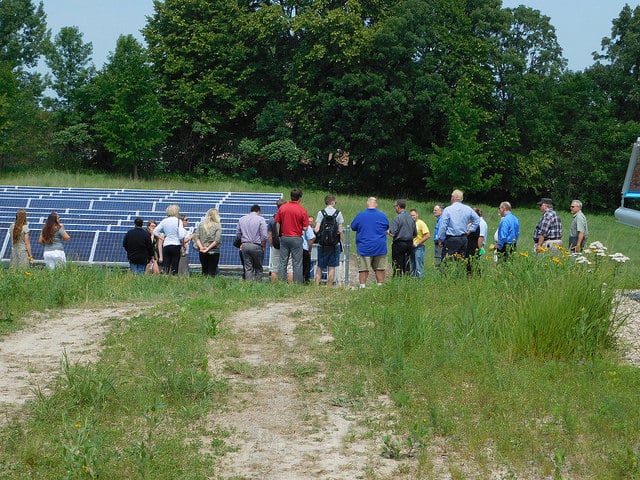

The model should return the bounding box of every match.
[317,209,341,246]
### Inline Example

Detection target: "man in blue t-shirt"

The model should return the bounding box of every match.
[350,197,389,288]
[496,201,520,260]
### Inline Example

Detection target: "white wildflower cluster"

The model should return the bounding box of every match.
[609,252,631,263]
[573,241,630,265]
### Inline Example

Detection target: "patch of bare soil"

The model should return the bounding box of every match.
[0,305,147,425]
[205,302,410,480]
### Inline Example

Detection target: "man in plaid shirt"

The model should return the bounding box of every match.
[534,198,562,253]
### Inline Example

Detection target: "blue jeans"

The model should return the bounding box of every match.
[411,244,425,278]
[279,236,304,283]
[129,262,146,275]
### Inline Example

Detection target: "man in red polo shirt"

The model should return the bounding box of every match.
[275,188,309,283]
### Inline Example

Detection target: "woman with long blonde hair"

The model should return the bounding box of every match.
[9,209,33,268]
[153,204,186,274]
[194,208,222,275]
[38,212,71,269]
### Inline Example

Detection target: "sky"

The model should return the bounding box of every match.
[41,0,154,68]
[500,1,638,70]
[42,0,639,72]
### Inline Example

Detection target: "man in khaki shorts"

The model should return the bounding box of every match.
[350,197,390,288]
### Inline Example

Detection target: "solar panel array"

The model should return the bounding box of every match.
[0,185,282,270]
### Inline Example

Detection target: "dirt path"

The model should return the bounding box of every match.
[205,301,406,479]
[0,305,148,425]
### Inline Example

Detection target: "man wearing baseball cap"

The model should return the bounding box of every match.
[534,198,562,253]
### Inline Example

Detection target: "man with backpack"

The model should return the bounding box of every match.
[314,194,344,286]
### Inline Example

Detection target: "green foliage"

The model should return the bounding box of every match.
[57,352,116,409]
[91,35,167,179]
[0,0,48,69]
[3,1,640,208]
[427,82,499,195]
[45,26,95,113]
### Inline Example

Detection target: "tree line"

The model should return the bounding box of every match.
[2,0,640,210]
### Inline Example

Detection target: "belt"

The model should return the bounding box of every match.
[447,234,466,237]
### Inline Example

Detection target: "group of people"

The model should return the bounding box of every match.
[8,191,589,282]
[533,197,589,254]
[123,205,222,276]
[237,189,344,285]
[350,190,589,286]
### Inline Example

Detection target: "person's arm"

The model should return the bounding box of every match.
[415,223,430,247]
[536,212,554,251]
[307,227,315,252]
[194,226,204,252]
[157,235,164,262]
[496,222,503,250]
[210,224,222,251]
[24,232,33,260]
[437,212,449,245]
[60,226,71,242]
[575,230,584,253]
[260,221,268,249]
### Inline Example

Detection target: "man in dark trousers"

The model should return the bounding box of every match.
[123,217,154,275]
[236,204,268,281]
[388,199,417,276]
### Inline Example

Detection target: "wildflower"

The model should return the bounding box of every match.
[24,271,31,276]
[609,253,630,263]
[537,246,547,253]
[574,256,591,265]
[588,241,607,250]
[552,256,562,265]
[519,252,528,257]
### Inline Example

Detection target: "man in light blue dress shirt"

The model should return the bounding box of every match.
[436,189,480,260]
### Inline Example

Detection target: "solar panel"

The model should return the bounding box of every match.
[29,198,92,210]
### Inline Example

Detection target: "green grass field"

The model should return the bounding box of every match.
[0,172,639,479]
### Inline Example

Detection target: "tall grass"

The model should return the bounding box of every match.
[328,245,638,477]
